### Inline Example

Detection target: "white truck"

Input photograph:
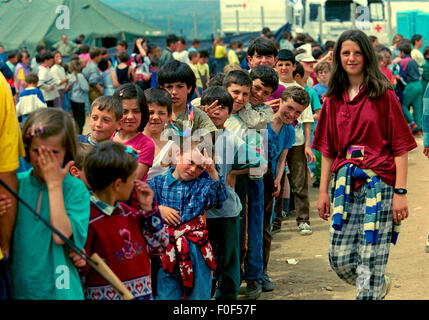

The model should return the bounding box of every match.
[290,0,391,44]
[220,0,429,45]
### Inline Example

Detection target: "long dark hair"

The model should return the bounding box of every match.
[326,29,392,100]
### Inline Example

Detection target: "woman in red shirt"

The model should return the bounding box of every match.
[312,30,417,300]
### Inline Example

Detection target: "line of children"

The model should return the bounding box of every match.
[200,85,266,300]
[222,70,266,299]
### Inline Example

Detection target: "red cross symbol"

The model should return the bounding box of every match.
[375,24,382,33]
[243,2,246,9]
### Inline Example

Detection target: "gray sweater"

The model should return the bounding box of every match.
[68,73,89,103]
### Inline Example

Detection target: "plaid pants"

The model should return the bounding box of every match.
[329,179,394,300]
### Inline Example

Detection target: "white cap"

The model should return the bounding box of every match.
[295,52,316,63]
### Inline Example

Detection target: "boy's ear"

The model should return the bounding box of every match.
[173,146,181,165]
[247,55,253,68]
[116,118,124,130]
[113,178,122,191]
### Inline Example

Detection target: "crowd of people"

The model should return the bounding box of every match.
[0,26,428,301]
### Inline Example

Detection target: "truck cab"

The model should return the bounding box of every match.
[289,0,389,44]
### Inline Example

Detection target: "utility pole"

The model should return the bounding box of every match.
[261,6,265,30]
[387,0,393,43]
[319,5,323,44]
[194,12,198,39]
[213,12,218,38]
[351,2,356,29]
[236,10,240,34]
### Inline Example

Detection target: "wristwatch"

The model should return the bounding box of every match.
[394,188,407,195]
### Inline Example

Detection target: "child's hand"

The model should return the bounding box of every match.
[201,148,218,180]
[423,147,429,159]
[226,172,236,189]
[0,194,12,216]
[159,205,181,227]
[305,146,316,164]
[134,180,154,212]
[200,100,221,118]
[272,178,281,197]
[265,99,281,112]
[38,146,74,187]
[69,248,87,268]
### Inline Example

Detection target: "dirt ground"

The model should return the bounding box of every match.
[244,135,429,300]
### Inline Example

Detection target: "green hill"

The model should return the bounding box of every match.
[100,0,220,40]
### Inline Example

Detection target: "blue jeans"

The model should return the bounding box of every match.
[402,80,423,130]
[243,178,264,283]
[156,241,212,300]
[63,91,71,113]
[0,256,13,300]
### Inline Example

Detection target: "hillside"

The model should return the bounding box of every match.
[100,0,221,40]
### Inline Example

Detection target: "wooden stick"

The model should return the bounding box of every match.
[90,253,134,300]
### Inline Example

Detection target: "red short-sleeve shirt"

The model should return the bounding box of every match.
[312,87,417,187]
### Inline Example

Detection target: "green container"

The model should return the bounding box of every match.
[416,13,429,50]
[396,10,421,39]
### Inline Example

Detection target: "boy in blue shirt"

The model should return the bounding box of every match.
[263,86,309,292]
[15,73,47,125]
[200,85,267,300]
[77,96,123,146]
[312,61,331,105]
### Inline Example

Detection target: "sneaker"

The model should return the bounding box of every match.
[413,130,423,136]
[298,222,312,235]
[271,224,281,234]
[281,210,289,220]
[381,276,392,299]
[262,273,274,292]
[245,280,262,300]
[425,237,429,253]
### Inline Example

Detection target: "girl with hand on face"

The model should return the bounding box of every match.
[312,30,417,300]
[0,108,90,299]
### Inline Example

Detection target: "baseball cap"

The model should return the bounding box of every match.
[295,52,316,63]
[277,49,294,61]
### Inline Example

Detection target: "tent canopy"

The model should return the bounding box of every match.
[0,0,165,54]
